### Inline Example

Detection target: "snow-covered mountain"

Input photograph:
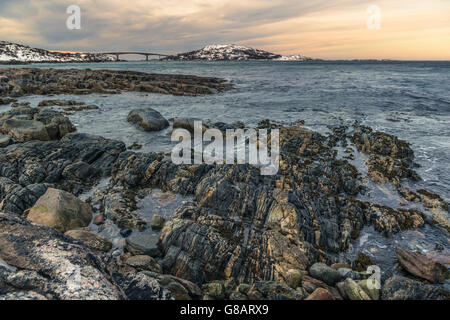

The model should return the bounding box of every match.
[164,44,313,61]
[0,41,115,63]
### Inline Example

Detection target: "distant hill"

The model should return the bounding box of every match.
[164,44,314,61]
[0,41,115,64]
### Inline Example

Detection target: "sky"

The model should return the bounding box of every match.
[0,0,449,60]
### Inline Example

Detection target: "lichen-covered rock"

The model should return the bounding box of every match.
[285,269,305,289]
[113,271,172,300]
[358,279,380,300]
[0,213,124,300]
[202,282,225,299]
[343,278,371,300]
[27,188,92,232]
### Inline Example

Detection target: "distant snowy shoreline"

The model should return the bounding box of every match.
[0,41,315,63]
[0,41,115,64]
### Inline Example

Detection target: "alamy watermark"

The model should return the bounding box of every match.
[366,5,381,30]
[171,121,280,176]
[66,5,81,30]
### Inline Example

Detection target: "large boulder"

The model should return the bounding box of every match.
[27,188,92,232]
[127,108,169,131]
[0,213,124,300]
[1,119,50,142]
[397,247,448,283]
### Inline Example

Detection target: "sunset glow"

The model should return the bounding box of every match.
[0,0,449,59]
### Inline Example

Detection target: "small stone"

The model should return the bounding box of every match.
[309,263,343,286]
[151,214,166,230]
[93,214,104,225]
[305,288,335,300]
[343,278,371,300]
[237,284,251,295]
[229,292,248,300]
[125,232,160,256]
[358,280,380,300]
[202,282,225,300]
[120,229,132,238]
[285,268,305,288]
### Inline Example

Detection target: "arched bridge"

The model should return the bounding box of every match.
[101,52,169,61]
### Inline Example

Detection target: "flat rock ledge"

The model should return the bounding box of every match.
[0,68,232,97]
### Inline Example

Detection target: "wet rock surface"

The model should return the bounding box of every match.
[127,108,169,131]
[0,69,448,300]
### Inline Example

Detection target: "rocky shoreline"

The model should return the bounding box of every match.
[0,68,449,300]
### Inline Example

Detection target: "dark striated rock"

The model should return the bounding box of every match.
[396,247,448,283]
[352,124,420,186]
[106,124,430,286]
[0,133,125,214]
[127,108,169,132]
[113,271,172,300]
[381,276,445,300]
